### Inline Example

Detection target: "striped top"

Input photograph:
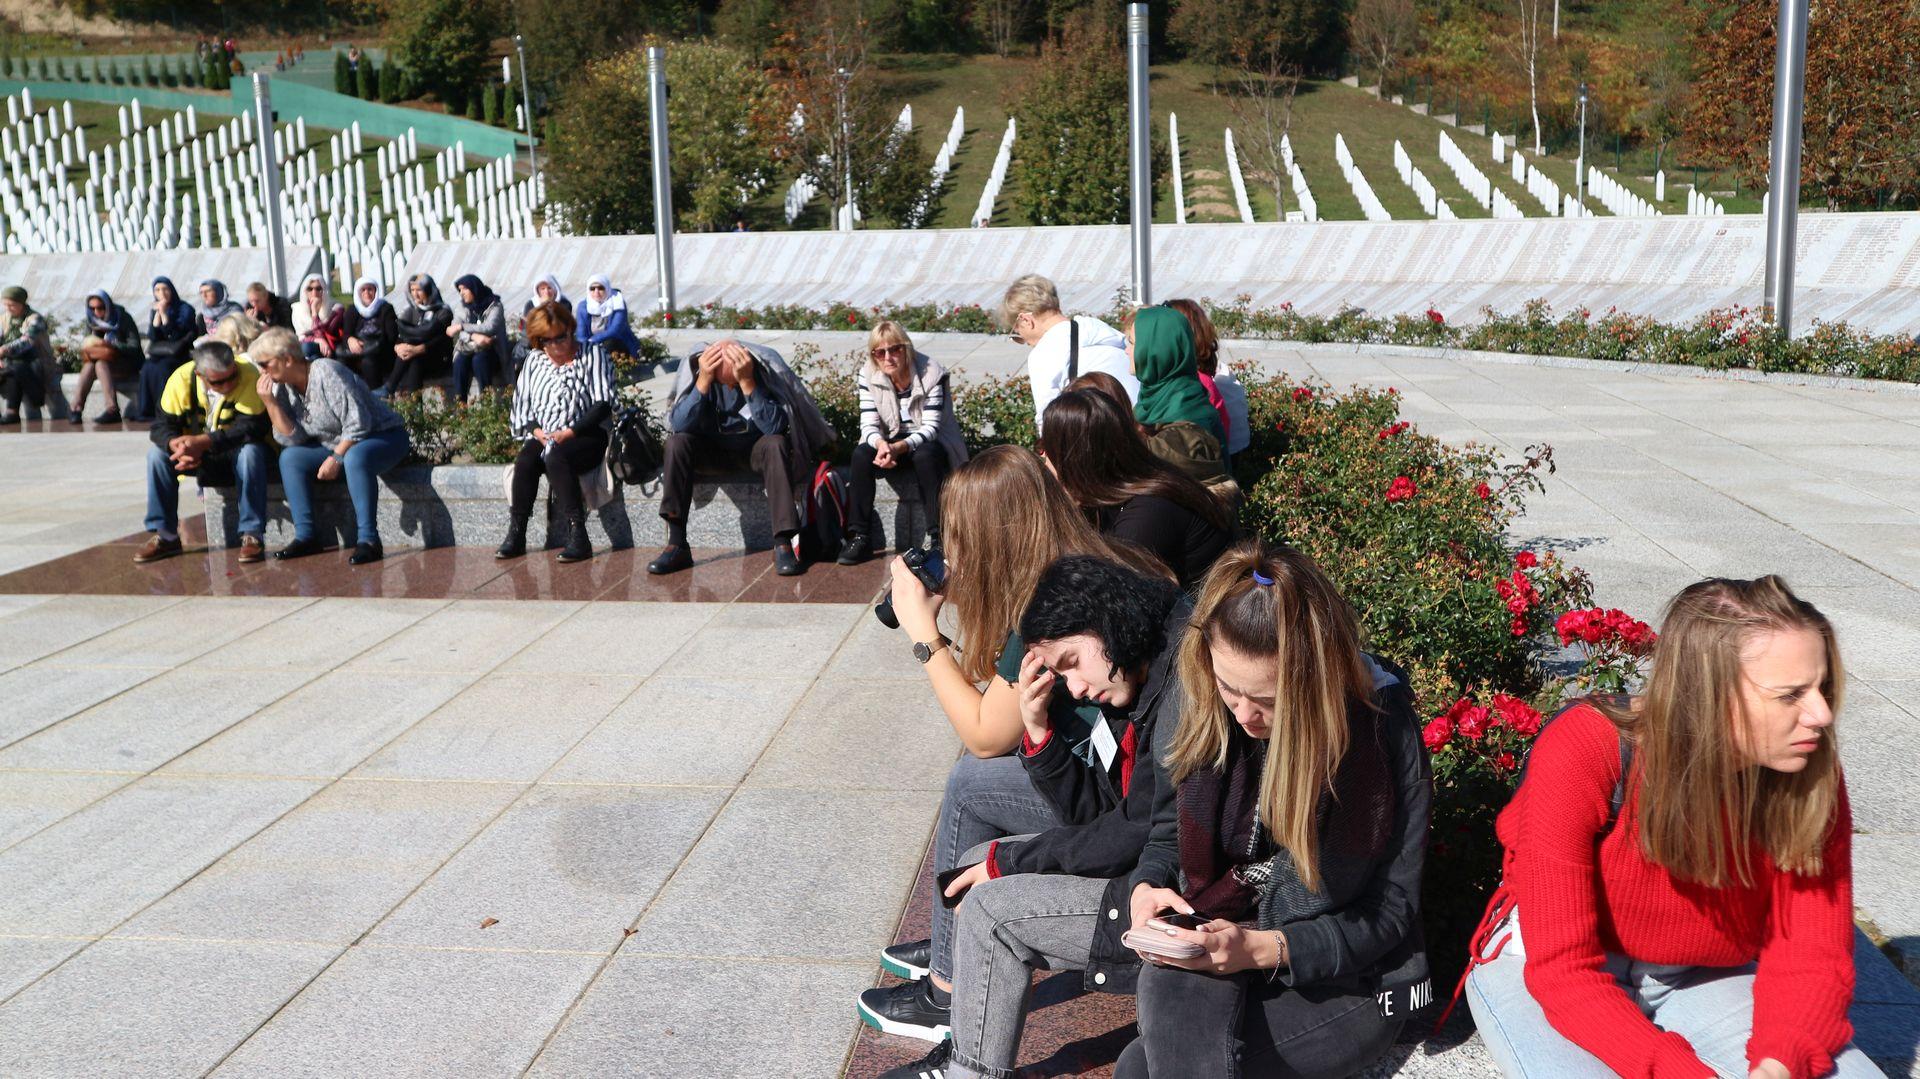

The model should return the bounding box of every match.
[860,374,946,451]
[510,347,618,439]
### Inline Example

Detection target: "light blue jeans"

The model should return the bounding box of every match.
[146,441,268,539]
[277,426,410,545]
[1465,910,1885,1078]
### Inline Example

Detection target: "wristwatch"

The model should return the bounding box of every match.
[913,635,951,664]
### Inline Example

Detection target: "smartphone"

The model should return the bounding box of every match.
[1122,927,1205,961]
[1147,912,1210,932]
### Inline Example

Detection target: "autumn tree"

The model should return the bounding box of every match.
[1685,0,1920,210]
[1347,0,1419,90]
[1505,0,1552,154]
[1171,0,1347,81]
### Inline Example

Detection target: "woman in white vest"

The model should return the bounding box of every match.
[839,320,969,565]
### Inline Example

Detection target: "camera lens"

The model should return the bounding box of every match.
[874,589,899,630]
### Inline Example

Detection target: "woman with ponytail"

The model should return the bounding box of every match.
[1463,577,1877,1079]
[1117,539,1432,1078]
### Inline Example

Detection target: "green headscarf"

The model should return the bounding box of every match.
[1130,305,1224,442]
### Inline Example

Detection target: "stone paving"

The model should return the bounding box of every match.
[1,336,1918,1076]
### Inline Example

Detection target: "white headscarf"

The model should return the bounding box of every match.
[299,273,338,320]
[530,272,570,312]
[352,276,387,319]
[582,273,626,317]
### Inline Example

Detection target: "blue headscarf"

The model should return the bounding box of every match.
[150,276,195,328]
[452,273,497,317]
[85,289,126,335]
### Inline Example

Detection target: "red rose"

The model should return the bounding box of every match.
[1455,704,1491,740]
[1495,752,1518,772]
[1385,476,1417,503]
[1510,615,1529,636]
[1515,551,1538,570]
[1506,595,1528,616]
[1475,482,1492,500]
[1426,308,1445,325]
[847,312,858,324]
[1292,387,1314,401]
[1491,693,1542,735]
[1422,717,1452,750]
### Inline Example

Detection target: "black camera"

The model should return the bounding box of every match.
[875,545,949,629]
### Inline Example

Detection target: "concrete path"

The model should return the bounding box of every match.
[2,338,1918,1075]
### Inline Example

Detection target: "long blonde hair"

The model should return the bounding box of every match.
[941,445,1169,683]
[1167,540,1373,893]
[1600,575,1843,886]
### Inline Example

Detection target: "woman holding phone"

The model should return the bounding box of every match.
[1118,539,1431,1078]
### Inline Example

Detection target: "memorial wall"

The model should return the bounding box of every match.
[400,213,1920,337]
[10,247,322,320]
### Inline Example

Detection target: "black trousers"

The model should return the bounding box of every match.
[1114,959,1403,1079]
[660,431,799,538]
[2,357,44,411]
[385,338,450,395]
[509,428,609,524]
[848,439,948,540]
[343,341,395,389]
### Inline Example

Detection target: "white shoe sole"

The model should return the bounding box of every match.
[857,997,949,1043]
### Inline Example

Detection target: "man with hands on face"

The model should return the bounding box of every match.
[135,341,274,564]
[876,554,1190,1079]
[651,337,836,578]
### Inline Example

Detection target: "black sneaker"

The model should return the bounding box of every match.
[836,531,872,566]
[881,937,931,981]
[774,545,805,576]
[878,1040,950,1079]
[858,978,950,1042]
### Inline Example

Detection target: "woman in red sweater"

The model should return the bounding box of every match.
[1464,576,1880,1079]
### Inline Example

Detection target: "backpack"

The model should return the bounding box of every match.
[793,462,850,563]
[607,405,662,486]
[1517,695,1636,835]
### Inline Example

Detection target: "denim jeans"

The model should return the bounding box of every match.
[452,348,495,403]
[947,870,1108,1079]
[1114,960,1402,1079]
[928,753,1066,984]
[145,442,269,539]
[278,426,411,545]
[1465,910,1885,1078]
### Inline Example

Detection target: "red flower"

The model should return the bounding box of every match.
[1515,550,1538,570]
[1455,704,1491,740]
[662,311,673,323]
[1475,481,1492,500]
[1421,717,1452,750]
[1426,307,1445,325]
[1376,421,1410,441]
[1510,615,1529,636]
[1385,476,1417,503]
[1292,387,1315,402]
[1491,693,1543,735]
[1495,751,1518,772]
[847,311,858,324]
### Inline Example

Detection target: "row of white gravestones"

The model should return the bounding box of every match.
[783,173,817,225]
[931,106,964,176]
[1224,127,1255,224]
[1585,166,1658,217]
[1492,187,1524,219]
[1491,131,1506,165]
[1169,113,1186,225]
[1513,151,1565,217]
[1391,139,1440,216]
[972,117,1016,228]
[1278,134,1317,222]
[1334,133,1392,222]
[1687,188,1727,216]
[1438,131,1493,209]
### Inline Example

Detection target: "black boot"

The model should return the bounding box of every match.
[556,514,592,563]
[836,530,872,566]
[494,515,528,560]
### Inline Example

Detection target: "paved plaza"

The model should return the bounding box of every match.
[0,337,1917,1076]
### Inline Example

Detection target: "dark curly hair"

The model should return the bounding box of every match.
[1019,555,1182,678]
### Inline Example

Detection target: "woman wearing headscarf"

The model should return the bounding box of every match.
[196,279,243,337]
[446,273,508,403]
[68,289,143,424]
[291,274,344,360]
[0,285,53,424]
[138,277,200,421]
[388,273,453,396]
[340,276,397,387]
[244,281,293,330]
[573,274,643,363]
[512,273,571,379]
[1127,306,1226,446]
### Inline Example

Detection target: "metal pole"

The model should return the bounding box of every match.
[249,74,287,297]
[1125,2,1152,307]
[513,35,539,189]
[836,68,851,232]
[1763,0,1809,335]
[1575,83,1588,208]
[646,46,675,314]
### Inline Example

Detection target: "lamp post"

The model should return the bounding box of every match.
[249,73,287,297]
[1125,2,1152,306]
[1575,82,1588,209]
[835,67,852,231]
[646,46,675,314]
[512,35,539,188]
[1763,0,1809,336]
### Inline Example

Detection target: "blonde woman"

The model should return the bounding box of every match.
[1464,577,1877,1079]
[1115,540,1429,1078]
[839,320,968,564]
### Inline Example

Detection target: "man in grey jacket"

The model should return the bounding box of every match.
[650,339,835,577]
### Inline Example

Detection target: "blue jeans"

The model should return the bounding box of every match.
[277,426,411,545]
[146,442,268,539]
[1465,910,1885,1078]
[928,752,1065,984]
[452,348,495,403]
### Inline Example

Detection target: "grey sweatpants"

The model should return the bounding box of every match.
[947,866,1109,1079]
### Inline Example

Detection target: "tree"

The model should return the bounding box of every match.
[1007,40,1134,225]
[387,0,489,104]
[514,0,688,101]
[716,0,785,59]
[1348,0,1418,90]
[1170,0,1347,81]
[971,0,1030,57]
[379,59,403,103]
[334,50,353,94]
[547,42,784,235]
[1506,0,1551,153]
[357,56,377,100]
[482,80,500,126]
[1685,0,1920,210]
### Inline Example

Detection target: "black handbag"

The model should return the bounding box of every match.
[607,404,662,485]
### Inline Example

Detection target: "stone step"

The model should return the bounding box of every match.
[200,463,933,553]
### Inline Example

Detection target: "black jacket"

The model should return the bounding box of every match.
[396,301,452,346]
[1130,656,1434,1015]
[1100,494,1232,593]
[147,307,198,362]
[994,596,1193,995]
[342,303,397,351]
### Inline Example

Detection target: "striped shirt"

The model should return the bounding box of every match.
[510,347,618,438]
[859,373,946,451]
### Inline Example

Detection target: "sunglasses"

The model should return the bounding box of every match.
[871,344,907,359]
[204,371,239,388]
[588,285,607,292]
[306,285,324,292]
